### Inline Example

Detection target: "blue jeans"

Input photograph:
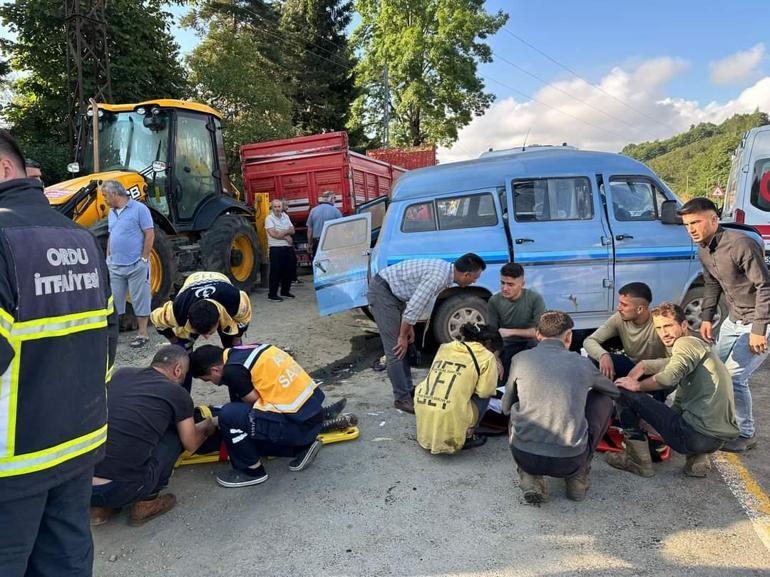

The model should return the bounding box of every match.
[715,317,770,438]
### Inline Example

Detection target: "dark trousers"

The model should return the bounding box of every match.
[269,246,295,298]
[0,468,94,577]
[617,390,724,455]
[367,275,413,402]
[512,391,614,478]
[593,353,672,403]
[310,238,319,261]
[90,430,182,509]
[500,341,535,384]
[219,403,321,471]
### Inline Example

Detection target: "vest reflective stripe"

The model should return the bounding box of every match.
[244,344,270,369]
[254,379,318,413]
[0,351,18,458]
[0,424,107,477]
[9,307,112,340]
[0,301,112,472]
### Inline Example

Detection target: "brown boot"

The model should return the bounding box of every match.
[90,507,117,526]
[565,458,592,502]
[518,469,548,504]
[605,438,655,477]
[128,494,177,527]
[683,453,711,478]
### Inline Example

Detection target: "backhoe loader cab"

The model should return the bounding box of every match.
[45,99,262,318]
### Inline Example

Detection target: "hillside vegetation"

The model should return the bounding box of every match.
[622,111,769,200]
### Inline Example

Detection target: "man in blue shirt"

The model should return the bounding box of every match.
[306,190,342,259]
[104,180,155,347]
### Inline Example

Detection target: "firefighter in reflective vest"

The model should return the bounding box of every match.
[190,343,328,488]
[0,130,117,577]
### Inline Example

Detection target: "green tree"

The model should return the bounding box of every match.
[623,111,769,200]
[279,0,357,135]
[0,0,187,184]
[349,0,507,147]
[184,1,295,186]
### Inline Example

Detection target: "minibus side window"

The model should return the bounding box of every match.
[750,158,770,212]
[401,201,437,232]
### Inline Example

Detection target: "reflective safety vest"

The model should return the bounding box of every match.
[0,179,115,497]
[150,271,252,340]
[224,344,318,414]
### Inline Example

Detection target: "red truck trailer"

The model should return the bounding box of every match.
[366,145,437,170]
[240,131,405,264]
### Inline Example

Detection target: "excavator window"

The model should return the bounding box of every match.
[173,111,218,220]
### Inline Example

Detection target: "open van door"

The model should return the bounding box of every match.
[356,195,389,245]
[313,213,372,316]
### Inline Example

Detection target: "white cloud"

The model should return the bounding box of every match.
[710,43,765,85]
[439,57,770,164]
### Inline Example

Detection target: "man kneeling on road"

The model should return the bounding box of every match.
[584,282,667,385]
[190,344,351,488]
[503,311,619,504]
[90,347,216,526]
[608,302,739,478]
[368,253,487,413]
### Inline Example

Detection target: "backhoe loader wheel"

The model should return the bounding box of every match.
[120,226,177,332]
[200,215,261,291]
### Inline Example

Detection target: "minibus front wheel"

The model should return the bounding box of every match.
[432,294,488,344]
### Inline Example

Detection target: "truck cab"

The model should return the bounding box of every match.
[312,147,722,343]
[721,125,770,265]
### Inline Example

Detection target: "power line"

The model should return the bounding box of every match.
[492,52,638,131]
[501,27,671,129]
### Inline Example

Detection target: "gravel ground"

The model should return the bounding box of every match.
[94,277,770,577]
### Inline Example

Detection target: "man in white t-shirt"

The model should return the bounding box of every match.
[265,198,296,302]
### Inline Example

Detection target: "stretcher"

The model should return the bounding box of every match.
[175,405,360,468]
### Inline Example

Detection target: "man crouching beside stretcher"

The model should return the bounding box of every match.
[190,344,351,488]
[90,347,217,526]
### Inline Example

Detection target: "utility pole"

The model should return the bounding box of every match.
[382,63,390,148]
[65,0,112,155]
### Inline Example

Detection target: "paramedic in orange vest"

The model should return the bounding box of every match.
[190,344,326,488]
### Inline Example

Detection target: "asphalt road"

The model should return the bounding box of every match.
[93,281,770,577]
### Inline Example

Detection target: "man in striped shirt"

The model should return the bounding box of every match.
[368,253,487,413]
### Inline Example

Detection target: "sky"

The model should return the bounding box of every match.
[5,1,770,163]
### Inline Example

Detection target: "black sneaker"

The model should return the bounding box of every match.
[321,413,358,433]
[462,434,487,450]
[281,292,296,298]
[288,440,322,471]
[267,295,284,302]
[216,465,269,488]
[322,398,347,420]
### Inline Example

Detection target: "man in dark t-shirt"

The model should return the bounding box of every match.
[486,263,546,384]
[90,346,216,526]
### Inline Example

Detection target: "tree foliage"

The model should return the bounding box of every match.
[0,0,187,183]
[623,111,769,200]
[184,1,295,187]
[279,0,357,135]
[349,0,507,147]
